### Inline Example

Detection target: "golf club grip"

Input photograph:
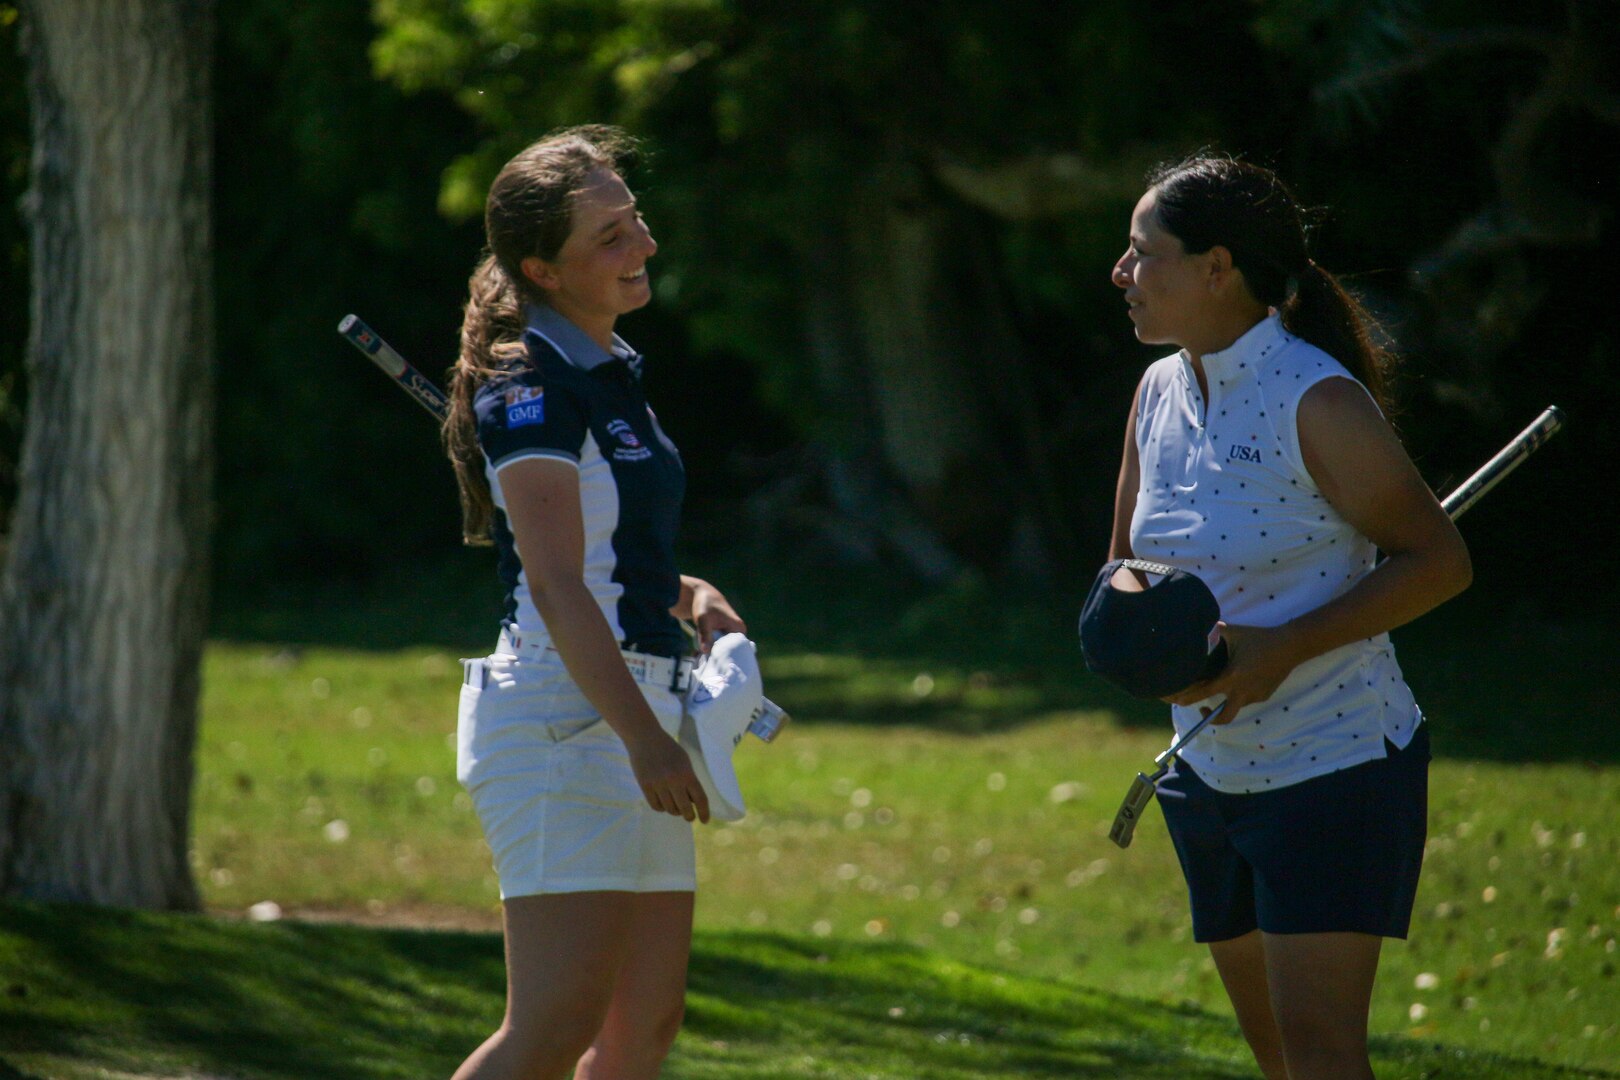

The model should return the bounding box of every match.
[1439,406,1563,521]
[338,314,451,422]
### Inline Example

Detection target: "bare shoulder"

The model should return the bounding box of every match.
[1297,374,1390,442]
[1298,375,1428,524]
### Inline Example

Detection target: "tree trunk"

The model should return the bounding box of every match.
[789,152,1092,578]
[836,156,1021,570]
[0,0,213,909]
[792,219,963,582]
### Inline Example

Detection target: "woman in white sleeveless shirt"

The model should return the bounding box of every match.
[1108,156,1471,1080]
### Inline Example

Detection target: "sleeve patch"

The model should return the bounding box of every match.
[504,385,545,428]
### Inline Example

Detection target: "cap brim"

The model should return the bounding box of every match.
[680,633,763,822]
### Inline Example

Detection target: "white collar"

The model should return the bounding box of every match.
[1185,313,1289,383]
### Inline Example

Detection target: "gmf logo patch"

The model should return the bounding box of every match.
[505,385,545,428]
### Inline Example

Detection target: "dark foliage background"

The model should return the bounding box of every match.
[1,0,1614,621]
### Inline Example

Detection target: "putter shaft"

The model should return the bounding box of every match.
[1154,701,1227,768]
[1110,705,1223,848]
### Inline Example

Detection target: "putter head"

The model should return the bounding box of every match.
[1108,772,1158,849]
[747,698,790,743]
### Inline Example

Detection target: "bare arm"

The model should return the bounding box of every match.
[671,574,747,652]
[1108,378,1145,561]
[1169,377,1471,716]
[1281,378,1471,659]
[500,457,709,822]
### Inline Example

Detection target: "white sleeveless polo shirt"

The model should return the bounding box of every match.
[1130,314,1422,794]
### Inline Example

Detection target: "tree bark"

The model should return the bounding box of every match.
[0,0,213,909]
[837,156,1020,569]
[794,215,962,581]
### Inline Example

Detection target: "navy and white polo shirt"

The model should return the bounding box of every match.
[1130,314,1422,793]
[475,304,687,657]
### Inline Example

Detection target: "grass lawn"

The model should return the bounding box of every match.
[4,565,1618,1076]
[0,902,1607,1079]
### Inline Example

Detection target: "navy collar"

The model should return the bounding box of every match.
[525,304,638,373]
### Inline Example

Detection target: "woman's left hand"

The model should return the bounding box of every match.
[1163,622,1304,722]
[690,580,746,652]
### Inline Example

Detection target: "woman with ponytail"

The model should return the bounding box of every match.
[446,126,746,1080]
[1105,155,1472,1079]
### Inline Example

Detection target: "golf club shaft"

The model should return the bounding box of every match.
[1438,406,1562,518]
[1153,700,1226,771]
[338,314,451,422]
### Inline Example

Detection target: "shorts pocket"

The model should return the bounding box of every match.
[546,713,607,745]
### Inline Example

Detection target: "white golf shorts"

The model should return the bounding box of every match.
[455,649,695,898]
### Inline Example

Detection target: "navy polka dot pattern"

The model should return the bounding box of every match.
[1127,314,1423,793]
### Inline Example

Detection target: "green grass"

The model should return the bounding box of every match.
[0,902,1608,1079]
[183,638,1620,1070]
[6,565,1619,1076]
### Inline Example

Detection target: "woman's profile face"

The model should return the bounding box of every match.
[1111,188,1211,348]
[523,167,658,329]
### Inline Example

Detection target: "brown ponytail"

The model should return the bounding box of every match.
[1147,155,1396,418]
[445,256,526,544]
[1282,261,1392,420]
[444,125,642,543]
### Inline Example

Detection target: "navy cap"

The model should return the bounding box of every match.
[1079,559,1229,699]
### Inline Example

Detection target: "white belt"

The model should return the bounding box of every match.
[484,626,694,691]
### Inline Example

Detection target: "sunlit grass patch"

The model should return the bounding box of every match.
[188,638,1620,1072]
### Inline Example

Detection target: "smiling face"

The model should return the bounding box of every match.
[521,167,657,345]
[1111,187,1216,349]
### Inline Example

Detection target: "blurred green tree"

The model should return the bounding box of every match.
[0,5,27,526]
[208,0,484,586]
[370,0,1280,578]
[1252,0,1617,594]
[1259,0,1617,420]
[4,1,1609,609]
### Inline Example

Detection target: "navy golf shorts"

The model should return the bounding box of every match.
[1156,723,1430,943]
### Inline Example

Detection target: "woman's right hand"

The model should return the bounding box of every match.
[624,730,711,824]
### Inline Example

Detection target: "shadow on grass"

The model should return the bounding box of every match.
[681,931,1256,1079]
[1,902,1612,1080]
[0,901,500,1079]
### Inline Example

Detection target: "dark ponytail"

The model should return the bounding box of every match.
[445,125,641,543]
[1148,155,1395,418]
[1285,261,1391,419]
